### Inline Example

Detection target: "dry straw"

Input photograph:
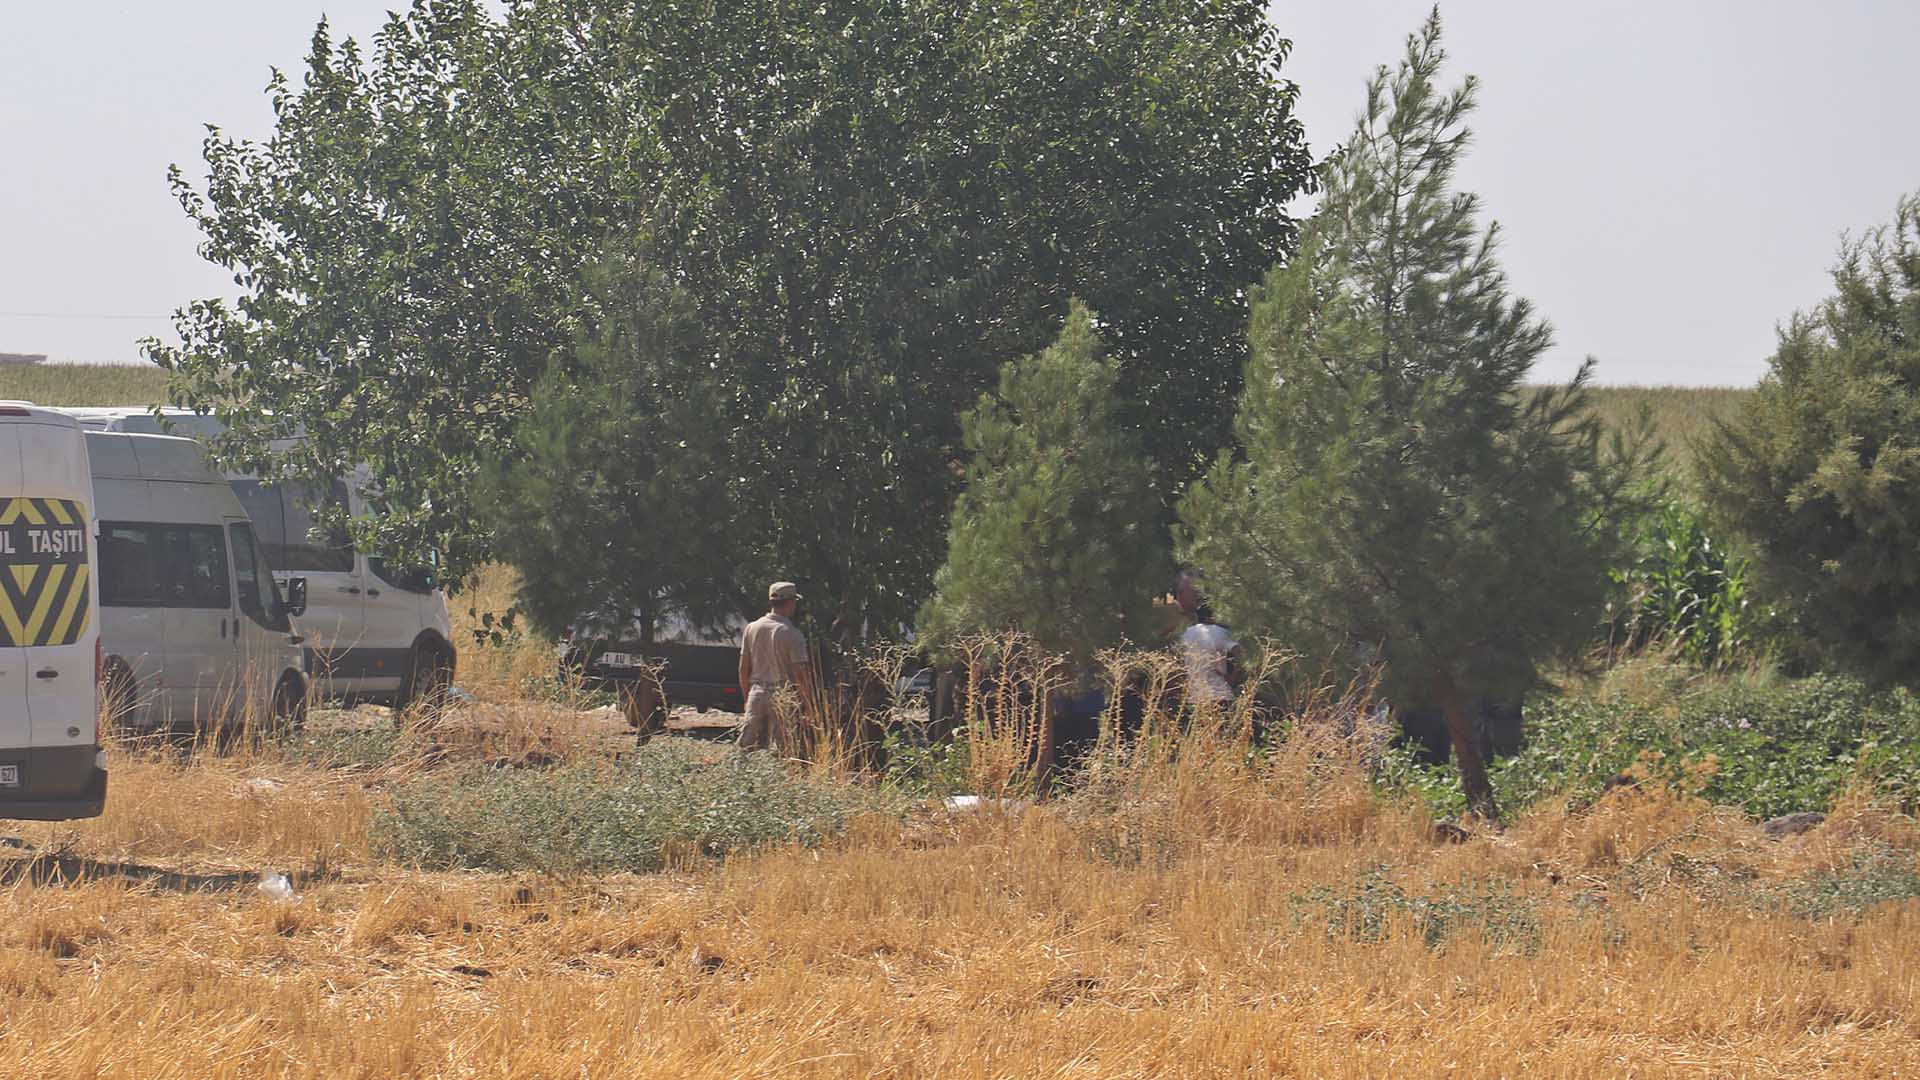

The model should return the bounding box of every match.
[8,589,1915,1076]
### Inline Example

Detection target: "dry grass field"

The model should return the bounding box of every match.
[14,365,1901,1078]
[3,681,1916,1078]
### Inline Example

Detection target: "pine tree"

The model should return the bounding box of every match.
[1701,193,1920,686]
[1178,12,1633,819]
[919,302,1167,668]
[483,251,743,641]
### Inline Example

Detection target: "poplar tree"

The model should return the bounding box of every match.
[147,0,1312,631]
[919,303,1167,667]
[1178,13,1634,819]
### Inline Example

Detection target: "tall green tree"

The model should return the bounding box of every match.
[1700,193,1920,686]
[146,0,1312,630]
[481,249,741,639]
[1177,13,1635,819]
[918,302,1167,666]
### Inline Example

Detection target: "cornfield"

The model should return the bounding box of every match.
[0,362,169,407]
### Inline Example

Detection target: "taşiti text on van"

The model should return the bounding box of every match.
[0,402,107,821]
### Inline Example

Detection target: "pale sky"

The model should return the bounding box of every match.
[2,2,1916,385]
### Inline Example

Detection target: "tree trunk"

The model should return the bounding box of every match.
[930,668,961,742]
[1435,673,1499,822]
[621,670,666,744]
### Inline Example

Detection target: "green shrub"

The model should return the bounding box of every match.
[1294,868,1541,954]
[1768,844,1920,919]
[1382,670,1920,820]
[880,724,973,799]
[371,741,883,873]
[285,723,406,771]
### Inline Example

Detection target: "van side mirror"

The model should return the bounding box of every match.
[284,577,308,618]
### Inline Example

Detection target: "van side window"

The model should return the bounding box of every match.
[282,479,355,573]
[99,524,165,606]
[97,524,231,609]
[228,522,289,632]
[369,556,435,595]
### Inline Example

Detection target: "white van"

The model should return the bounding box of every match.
[0,403,107,820]
[88,432,309,733]
[63,408,455,709]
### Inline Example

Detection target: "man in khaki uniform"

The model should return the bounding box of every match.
[737,581,813,752]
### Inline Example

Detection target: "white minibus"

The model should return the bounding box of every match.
[0,403,107,820]
[63,408,455,709]
[88,432,310,733]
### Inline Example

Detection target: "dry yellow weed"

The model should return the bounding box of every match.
[1,681,1916,1077]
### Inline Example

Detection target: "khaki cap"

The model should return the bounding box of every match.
[769,581,802,602]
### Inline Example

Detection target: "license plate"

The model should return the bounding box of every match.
[0,765,18,788]
[598,652,640,669]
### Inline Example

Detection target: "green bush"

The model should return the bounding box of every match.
[1767,845,1920,919]
[371,741,883,874]
[1294,868,1541,954]
[880,725,973,799]
[285,723,406,771]
[1382,670,1920,820]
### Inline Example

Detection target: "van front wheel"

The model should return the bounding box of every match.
[396,641,453,717]
[270,675,308,736]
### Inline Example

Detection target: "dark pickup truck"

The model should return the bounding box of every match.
[559,612,745,727]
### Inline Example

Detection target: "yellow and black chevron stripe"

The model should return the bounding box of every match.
[0,497,91,648]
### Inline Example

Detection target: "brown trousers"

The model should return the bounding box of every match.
[739,684,787,752]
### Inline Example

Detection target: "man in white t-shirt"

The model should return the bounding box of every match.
[1180,604,1242,706]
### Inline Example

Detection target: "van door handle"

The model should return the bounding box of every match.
[35,668,58,680]
[366,588,381,598]
[338,586,361,595]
